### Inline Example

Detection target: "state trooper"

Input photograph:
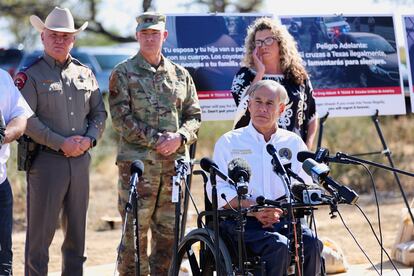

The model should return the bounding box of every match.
[15,7,107,276]
[109,12,201,276]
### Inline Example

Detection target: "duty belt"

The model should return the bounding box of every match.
[39,145,66,156]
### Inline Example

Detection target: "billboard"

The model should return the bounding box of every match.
[402,15,414,113]
[281,15,406,117]
[163,14,268,121]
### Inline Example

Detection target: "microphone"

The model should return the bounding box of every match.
[297,149,358,165]
[256,196,282,208]
[228,158,251,195]
[200,157,235,185]
[130,160,144,176]
[266,144,291,187]
[283,163,305,184]
[174,158,190,186]
[291,183,322,205]
[315,147,330,163]
[130,160,144,188]
[172,158,190,202]
[302,158,359,204]
[126,160,144,211]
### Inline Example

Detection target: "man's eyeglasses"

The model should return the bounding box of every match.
[254,37,278,47]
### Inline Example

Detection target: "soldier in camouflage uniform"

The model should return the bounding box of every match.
[15,7,107,276]
[109,12,201,276]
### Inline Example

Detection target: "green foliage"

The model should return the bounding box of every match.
[7,109,413,219]
[320,114,414,194]
[195,120,233,158]
[89,94,118,166]
[76,33,119,47]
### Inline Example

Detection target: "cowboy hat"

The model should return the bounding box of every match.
[30,7,88,34]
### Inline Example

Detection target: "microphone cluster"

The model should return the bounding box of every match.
[302,158,359,204]
[200,146,360,207]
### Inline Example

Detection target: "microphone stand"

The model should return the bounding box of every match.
[209,168,221,275]
[336,152,414,225]
[269,161,304,276]
[235,186,248,275]
[170,160,189,276]
[116,173,140,276]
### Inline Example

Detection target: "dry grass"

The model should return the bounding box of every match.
[9,114,414,275]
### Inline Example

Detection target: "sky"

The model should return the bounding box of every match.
[1,0,413,47]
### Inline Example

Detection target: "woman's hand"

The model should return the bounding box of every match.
[253,47,265,76]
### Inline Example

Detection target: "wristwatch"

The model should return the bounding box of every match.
[86,136,97,148]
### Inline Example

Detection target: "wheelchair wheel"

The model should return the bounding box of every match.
[172,228,233,276]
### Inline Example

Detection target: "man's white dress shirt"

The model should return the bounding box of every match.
[0,69,33,184]
[207,123,312,209]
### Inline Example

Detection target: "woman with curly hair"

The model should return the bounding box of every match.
[231,17,318,149]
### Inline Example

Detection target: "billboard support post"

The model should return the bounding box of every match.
[370,111,414,225]
[317,110,414,226]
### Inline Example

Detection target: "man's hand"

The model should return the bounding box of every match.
[0,114,5,147]
[155,132,182,156]
[60,136,85,157]
[252,207,283,228]
[73,136,91,152]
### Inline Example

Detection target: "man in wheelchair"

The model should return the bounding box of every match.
[207,80,323,276]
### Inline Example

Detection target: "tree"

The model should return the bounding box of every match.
[182,0,263,12]
[0,0,138,45]
[1,0,263,46]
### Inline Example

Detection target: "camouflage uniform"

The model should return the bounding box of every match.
[109,51,201,275]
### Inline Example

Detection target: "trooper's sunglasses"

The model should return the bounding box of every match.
[254,37,278,47]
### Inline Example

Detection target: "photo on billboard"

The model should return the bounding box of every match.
[163,14,269,121]
[280,15,406,117]
[402,15,414,113]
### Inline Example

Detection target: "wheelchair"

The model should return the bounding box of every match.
[171,169,266,275]
[170,169,325,276]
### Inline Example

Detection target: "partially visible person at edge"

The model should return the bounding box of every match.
[108,12,201,276]
[0,68,33,276]
[231,17,318,149]
[15,7,107,276]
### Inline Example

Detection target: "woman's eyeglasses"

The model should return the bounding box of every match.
[254,37,277,47]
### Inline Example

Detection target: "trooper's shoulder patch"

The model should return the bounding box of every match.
[14,72,28,90]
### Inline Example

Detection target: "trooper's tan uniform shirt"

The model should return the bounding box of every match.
[16,52,106,276]
[17,53,106,149]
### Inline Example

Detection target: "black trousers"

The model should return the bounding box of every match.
[0,179,13,276]
[220,217,323,276]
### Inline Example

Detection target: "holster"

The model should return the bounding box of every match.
[17,135,39,171]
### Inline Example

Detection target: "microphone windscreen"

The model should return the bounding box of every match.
[302,158,318,176]
[256,196,265,205]
[228,158,251,183]
[130,160,144,176]
[297,151,315,162]
[291,183,306,201]
[266,144,276,155]
[200,157,217,172]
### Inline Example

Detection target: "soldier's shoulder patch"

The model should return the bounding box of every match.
[14,72,28,90]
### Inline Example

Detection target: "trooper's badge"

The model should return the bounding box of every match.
[278,147,292,161]
[14,72,28,90]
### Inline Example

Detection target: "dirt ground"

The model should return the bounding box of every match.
[11,154,413,275]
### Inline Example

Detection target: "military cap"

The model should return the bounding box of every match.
[136,12,166,32]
